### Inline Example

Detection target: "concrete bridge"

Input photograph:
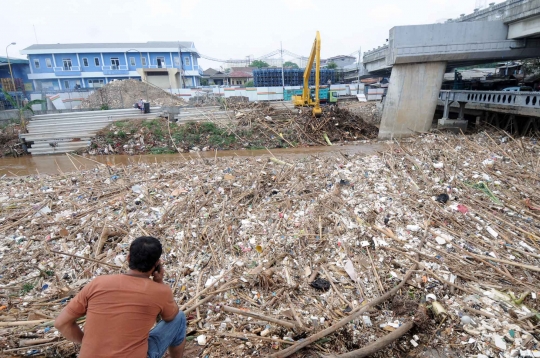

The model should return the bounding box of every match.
[363,0,540,139]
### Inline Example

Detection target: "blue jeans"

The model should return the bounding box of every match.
[147,311,186,358]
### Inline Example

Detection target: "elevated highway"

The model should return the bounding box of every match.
[363,0,540,139]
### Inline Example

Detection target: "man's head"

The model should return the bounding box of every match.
[128,236,162,272]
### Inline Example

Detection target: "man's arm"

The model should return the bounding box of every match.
[153,262,180,322]
[54,308,84,344]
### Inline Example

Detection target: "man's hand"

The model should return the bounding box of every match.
[153,260,165,284]
[54,309,84,344]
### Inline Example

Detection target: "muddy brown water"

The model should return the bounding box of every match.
[0,143,384,177]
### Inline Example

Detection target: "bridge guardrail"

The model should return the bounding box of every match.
[439,90,540,109]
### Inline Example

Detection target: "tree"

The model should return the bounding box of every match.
[326,62,338,69]
[245,80,254,87]
[2,90,45,132]
[200,78,209,86]
[522,58,540,76]
[283,61,299,69]
[250,60,270,68]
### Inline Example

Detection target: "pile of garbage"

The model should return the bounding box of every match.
[343,102,382,124]
[233,101,379,143]
[1,131,540,357]
[80,79,185,109]
[0,124,25,158]
[86,103,379,155]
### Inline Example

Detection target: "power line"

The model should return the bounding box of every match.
[197,48,310,63]
[197,48,362,68]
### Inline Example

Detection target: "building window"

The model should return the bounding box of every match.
[64,80,70,89]
[41,81,54,90]
[62,59,72,71]
[174,56,180,66]
[141,57,147,66]
[45,58,52,68]
[111,58,120,70]
[82,58,89,67]
[88,79,104,88]
[184,57,190,67]
[33,59,40,69]
[94,57,100,66]
[130,57,136,66]
[156,57,165,68]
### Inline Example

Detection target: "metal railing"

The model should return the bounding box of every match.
[102,65,128,71]
[148,64,171,69]
[439,90,540,108]
[54,66,81,72]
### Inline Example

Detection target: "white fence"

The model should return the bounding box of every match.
[28,83,368,112]
[171,84,365,101]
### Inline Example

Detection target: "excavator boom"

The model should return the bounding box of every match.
[292,31,322,117]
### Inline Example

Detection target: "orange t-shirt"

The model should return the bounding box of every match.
[65,274,179,358]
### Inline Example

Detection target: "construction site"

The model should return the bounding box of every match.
[0,0,540,357]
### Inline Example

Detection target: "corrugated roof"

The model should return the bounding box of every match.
[0,56,29,65]
[21,41,196,53]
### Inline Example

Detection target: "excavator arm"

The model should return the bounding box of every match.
[292,31,322,117]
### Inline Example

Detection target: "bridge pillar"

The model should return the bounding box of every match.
[379,62,446,139]
[457,101,466,121]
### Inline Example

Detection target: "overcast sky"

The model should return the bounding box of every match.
[3,0,502,69]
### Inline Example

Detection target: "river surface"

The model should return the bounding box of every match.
[0,143,385,177]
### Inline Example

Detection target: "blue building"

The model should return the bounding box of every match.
[0,56,32,91]
[20,41,203,91]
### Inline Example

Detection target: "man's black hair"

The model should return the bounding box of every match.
[128,236,162,272]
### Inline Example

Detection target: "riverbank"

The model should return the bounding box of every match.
[0,142,384,177]
[83,104,379,155]
[0,122,25,158]
[1,131,539,357]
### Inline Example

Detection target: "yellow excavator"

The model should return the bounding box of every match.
[292,31,323,117]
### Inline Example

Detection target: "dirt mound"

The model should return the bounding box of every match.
[80,79,185,109]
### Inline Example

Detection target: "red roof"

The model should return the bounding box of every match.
[228,70,253,78]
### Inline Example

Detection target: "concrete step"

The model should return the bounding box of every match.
[31,111,158,122]
[30,113,151,123]
[30,148,88,155]
[30,140,91,148]
[32,107,161,120]
[32,137,92,147]
[29,141,91,155]
[24,127,102,134]
[28,121,112,131]
[22,131,99,141]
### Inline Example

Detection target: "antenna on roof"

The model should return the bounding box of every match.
[33,24,39,44]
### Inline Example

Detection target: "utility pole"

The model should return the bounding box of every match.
[357,47,362,94]
[6,42,16,92]
[280,41,285,91]
[178,42,186,89]
[33,25,39,44]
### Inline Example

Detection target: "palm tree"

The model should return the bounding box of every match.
[2,90,45,132]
